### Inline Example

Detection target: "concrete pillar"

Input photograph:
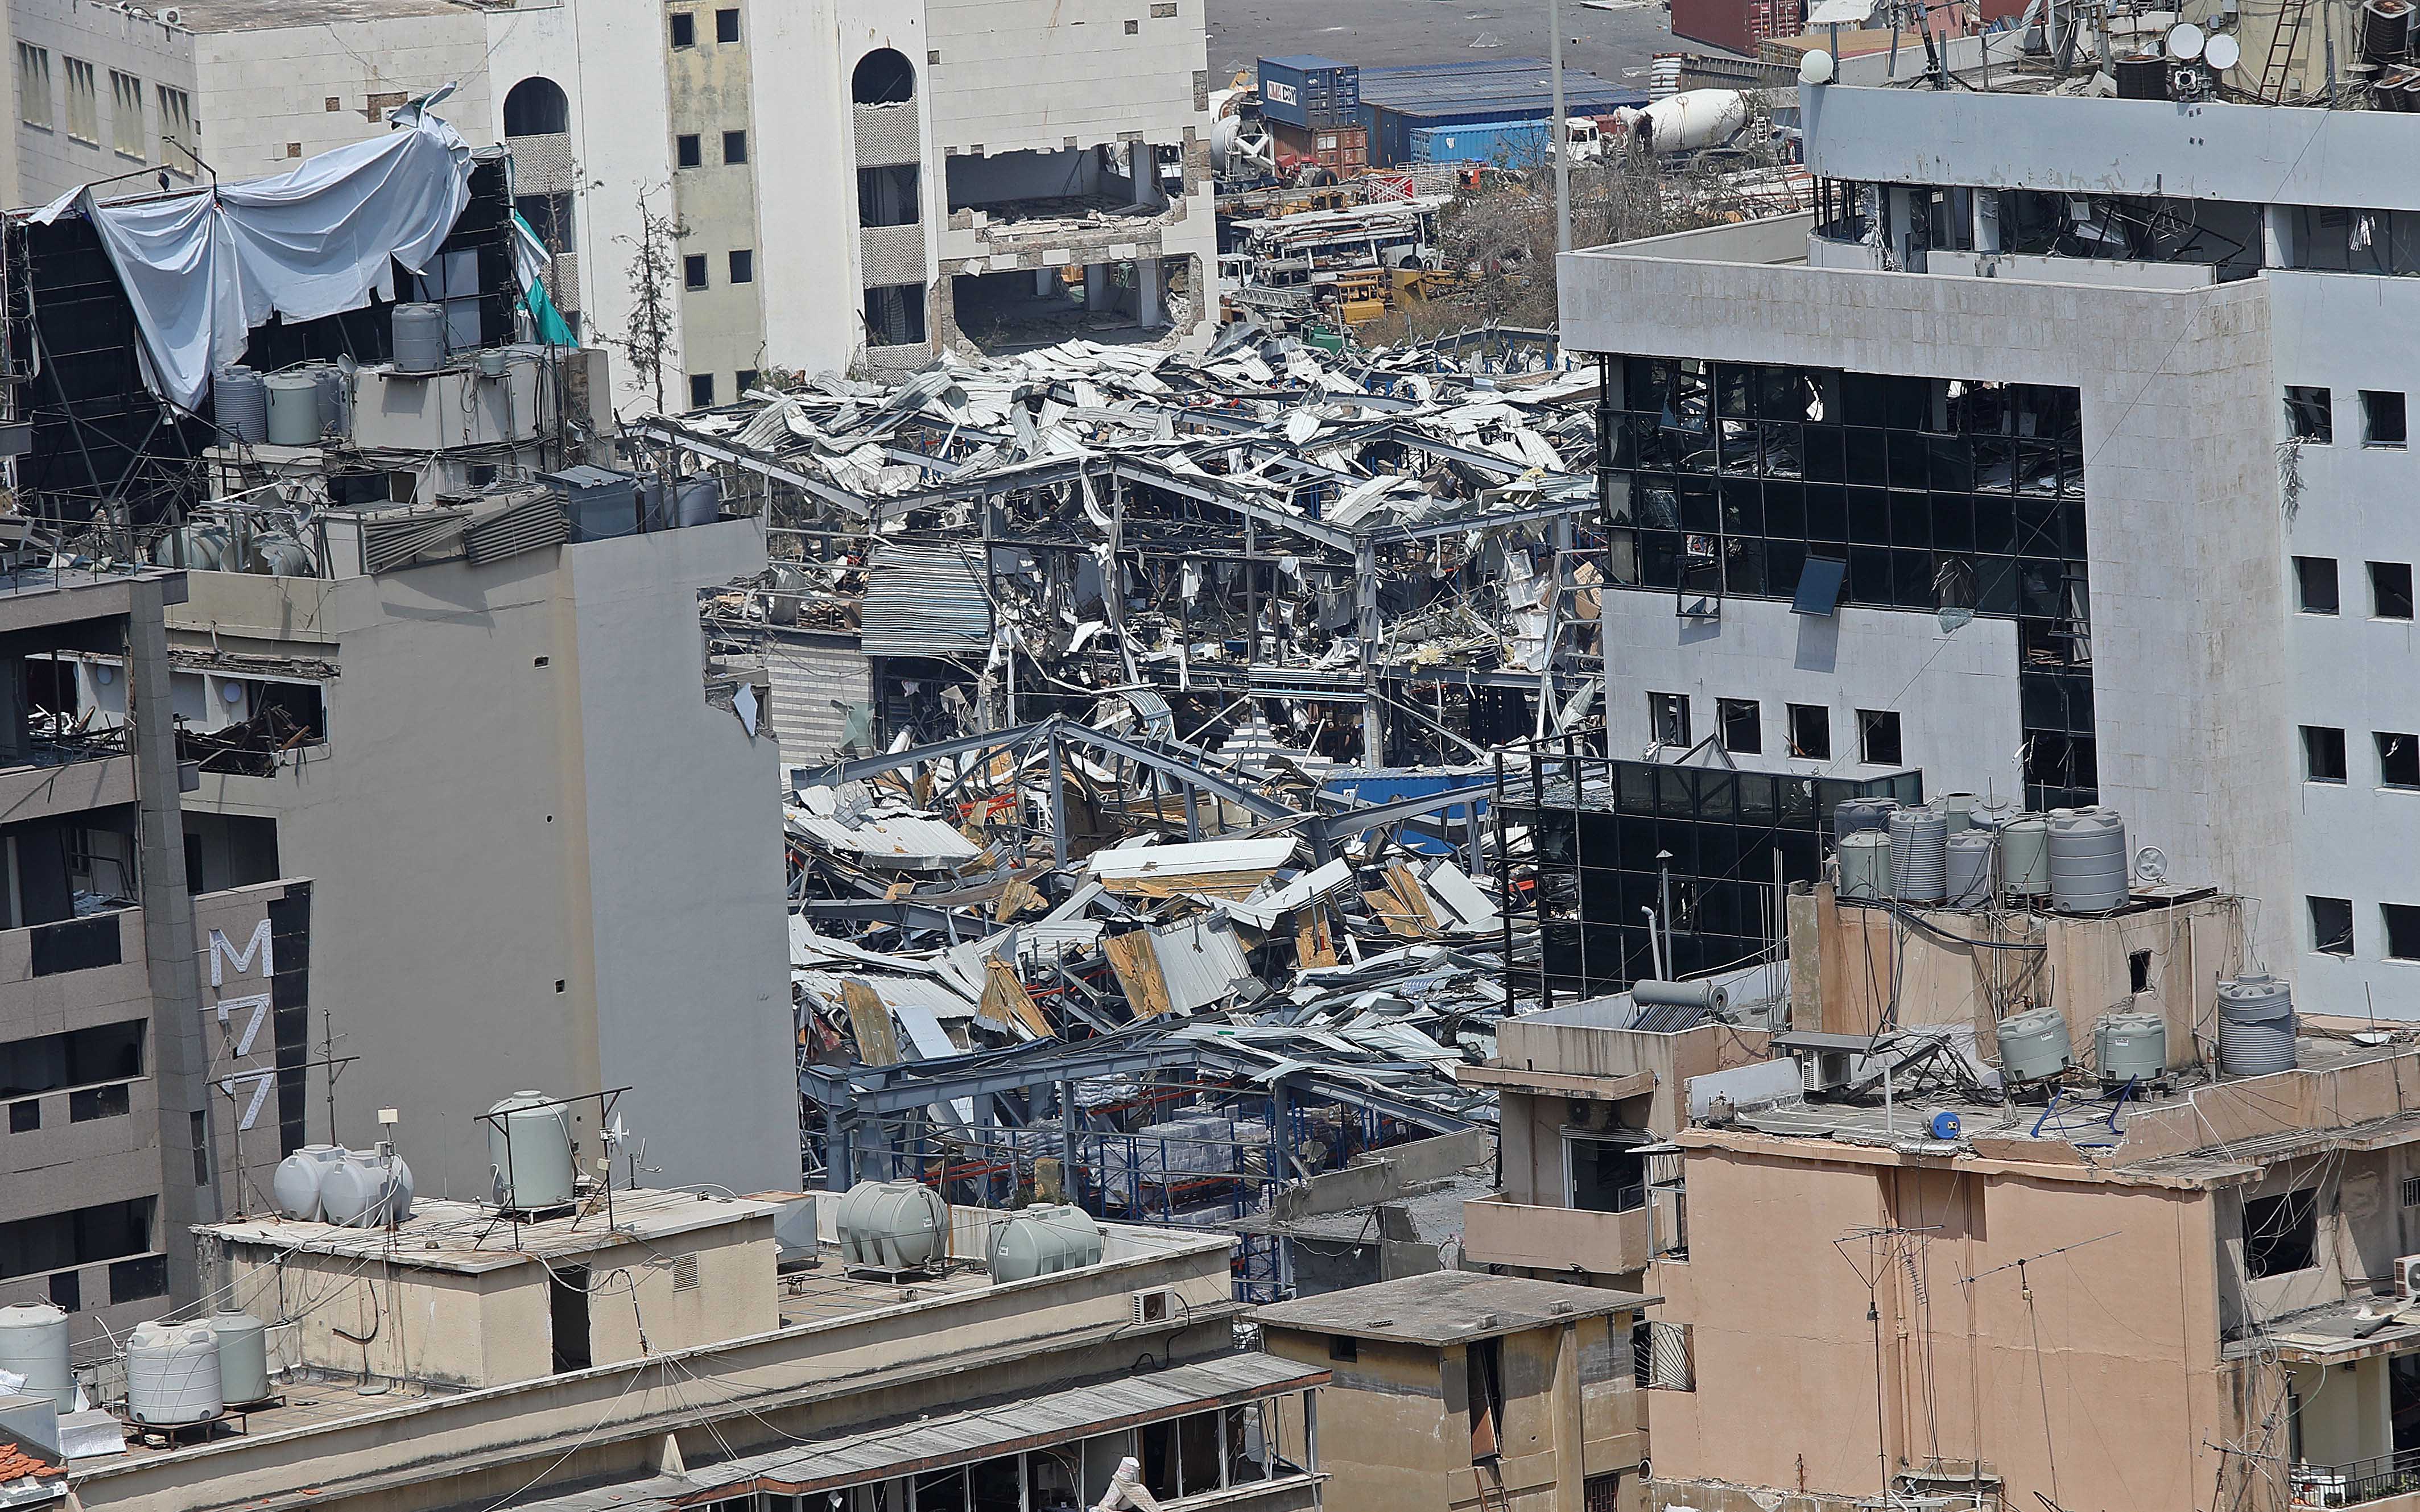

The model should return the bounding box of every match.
[1550,1321,1584,1512]
[2264,203,2297,270]
[1137,257,1162,328]
[1129,141,1162,208]
[1973,188,2002,254]
[1084,261,1111,312]
[1034,267,1058,299]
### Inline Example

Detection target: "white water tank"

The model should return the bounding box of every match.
[836,1180,948,1272]
[676,475,722,527]
[271,1143,349,1221]
[1996,1008,2073,1083]
[209,1309,271,1406]
[1997,815,2051,899]
[391,303,447,373]
[486,1092,576,1211]
[1943,830,1994,908]
[2217,972,2298,1076]
[987,1204,1104,1282]
[1833,796,1900,837]
[1937,793,1980,834]
[0,1304,73,1411]
[2096,1012,2168,1085]
[319,1144,415,1227]
[126,1321,223,1426]
[2047,807,2130,914]
[1837,831,1891,902]
[265,371,322,445]
[1888,807,1948,904]
[214,366,268,443]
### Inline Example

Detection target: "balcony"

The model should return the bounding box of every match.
[1461,1193,1651,1277]
[2295,1450,2420,1508]
[0,720,135,827]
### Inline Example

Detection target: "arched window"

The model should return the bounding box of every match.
[503,76,569,137]
[852,49,916,105]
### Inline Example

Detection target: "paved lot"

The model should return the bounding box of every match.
[1207,0,1693,92]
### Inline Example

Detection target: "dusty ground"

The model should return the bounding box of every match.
[1205,0,1692,93]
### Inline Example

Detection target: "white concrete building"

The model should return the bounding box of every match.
[1555,71,2420,1011]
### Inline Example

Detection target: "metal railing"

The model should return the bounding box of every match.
[2297,1449,2420,1507]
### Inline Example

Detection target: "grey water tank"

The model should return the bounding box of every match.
[214,366,268,444]
[485,1092,576,1211]
[0,1304,73,1411]
[2095,1012,2168,1085]
[986,1204,1104,1282]
[391,302,447,373]
[2048,807,2130,914]
[675,475,722,527]
[638,474,674,531]
[1944,830,1995,908]
[1998,815,2051,898]
[271,1143,348,1221]
[1834,796,1901,837]
[1838,831,1891,902]
[475,346,510,379]
[1937,793,1980,835]
[127,1320,222,1426]
[310,361,351,437]
[320,1145,415,1227]
[1888,807,1949,904]
[249,531,314,577]
[1996,1007,2074,1083]
[208,1309,271,1406]
[835,1180,948,1272]
[2217,972,2298,1076]
[265,371,322,445]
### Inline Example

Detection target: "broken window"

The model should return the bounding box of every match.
[503,76,569,135]
[722,129,748,164]
[668,11,695,47]
[1716,698,1760,754]
[2303,725,2347,783]
[716,7,740,42]
[1568,1135,1646,1213]
[2376,561,2416,619]
[688,373,715,408]
[2243,1189,2318,1277]
[858,164,921,228]
[1787,704,1831,761]
[1465,1337,1504,1463]
[1635,1320,1694,1390]
[853,48,917,105]
[863,283,926,348]
[2286,386,2333,443]
[2311,895,2355,956]
[2295,555,2340,614]
[516,192,575,254]
[676,133,701,168]
[2367,390,2409,448]
[2389,904,2420,961]
[1647,692,1689,748]
[683,253,709,291]
[2380,731,2420,789]
[1858,709,1902,766]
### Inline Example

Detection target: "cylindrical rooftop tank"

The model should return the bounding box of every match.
[486,1092,576,1211]
[1632,978,1733,1015]
[249,531,314,577]
[675,475,722,527]
[271,1143,348,1221]
[0,1304,73,1411]
[2047,807,2130,914]
[986,1204,1104,1282]
[835,1180,948,1272]
[311,361,351,437]
[391,303,447,374]
[1996,1008,2074,1083]
[638,475,674,531]
[1888,807,1949,904]
[265,371,322,446]
[214,365,268,444]
[126,1320,223,1426]
[1944,830,1995,908]
[2096,1012,2169,1085]
[1837,831,1891,902]
[1833,796,1899,837]
[209,1309,271,1406]
[2217,972,2298,1077]
[320,1145,415,1228]
[1972,799,2023,832]
[474,346,510,379]
[1937,793,1979,835]
[1998,815,2051,898]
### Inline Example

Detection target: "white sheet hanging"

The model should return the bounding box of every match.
[34,103,474,411]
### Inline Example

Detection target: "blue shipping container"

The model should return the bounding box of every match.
[1258,55,1361,131]
[1407,118,1554,168]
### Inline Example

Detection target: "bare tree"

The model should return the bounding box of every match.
[612,184,689,414]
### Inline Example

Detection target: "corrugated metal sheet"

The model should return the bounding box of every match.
[789,812,983,869]
[765,631,870,771]
[861,544,992,656]
[1150,915,1257,1013]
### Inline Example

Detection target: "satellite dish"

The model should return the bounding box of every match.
[2205,31,2242,71]
[2167,21,2206,60]
[2134,845,2170,883]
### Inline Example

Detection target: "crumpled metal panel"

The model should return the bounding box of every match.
[860,544,993,656]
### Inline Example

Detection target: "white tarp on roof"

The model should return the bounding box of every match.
[35,102,474,410]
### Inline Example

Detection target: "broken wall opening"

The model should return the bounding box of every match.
[948,257,1191,353]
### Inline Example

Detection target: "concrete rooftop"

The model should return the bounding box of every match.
[1251,1269,1656,1346]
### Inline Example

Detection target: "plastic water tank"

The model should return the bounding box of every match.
[391,303,447,374]
[638,475,674,531]
[319,1145,416,1228]
[249,532,315,577]
[1837,831,1891,902]
[835,1180,949,1272]
[0,1304,73,1411]
[986,1204,1105,1282]
[676,475,722,527]
[265,371,322,445]
[1998,815,2051,898]
[214,366,269,444]
[2217,972,2298,1076]
[1937,793,1980,835]
[2048,807,2130,914]
[1888,807,1949,904]
[486,1092,577,1211]
[311,361,352,437]
[475,347,510,379]
[1943,831,1995,908]
[1834,796,1901,837]
[2096,1012,2169,1085]
[271,1143,349,1221]
[126,1321,223,1426]
[208,1309,271,1406]
[1996,1008,2074,1083]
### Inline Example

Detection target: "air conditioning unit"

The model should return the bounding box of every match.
[2395,1254,2420,1302]
[1131,1288,1176,1327]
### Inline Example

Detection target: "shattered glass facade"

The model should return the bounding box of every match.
[1597,357,2099,812]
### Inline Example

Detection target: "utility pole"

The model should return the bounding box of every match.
[1551,0,1572,255]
